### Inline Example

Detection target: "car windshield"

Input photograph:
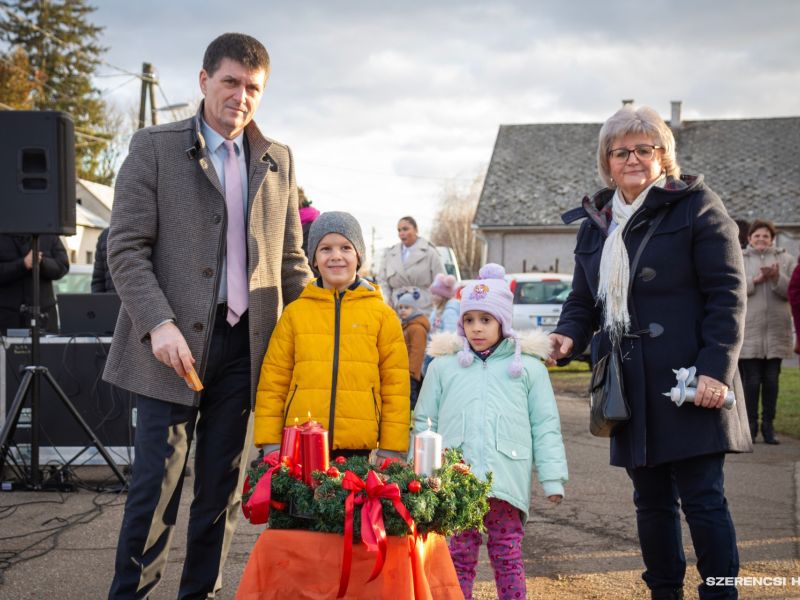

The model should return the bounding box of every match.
[514,281,571,305]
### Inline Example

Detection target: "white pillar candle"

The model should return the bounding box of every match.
[413,420,442,476]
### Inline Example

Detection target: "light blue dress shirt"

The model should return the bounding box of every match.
[200,116,249,303]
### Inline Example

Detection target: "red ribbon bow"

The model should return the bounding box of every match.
[337,470,416,598]
[242,451,287,524]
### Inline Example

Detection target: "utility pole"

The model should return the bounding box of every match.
[137,62,158,129]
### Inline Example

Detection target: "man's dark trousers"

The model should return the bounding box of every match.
[109,307,251,600]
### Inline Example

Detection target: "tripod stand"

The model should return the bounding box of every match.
[0,234,126,489]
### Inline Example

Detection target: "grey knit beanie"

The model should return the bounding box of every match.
[307,211,366,267]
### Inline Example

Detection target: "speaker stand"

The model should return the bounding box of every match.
[0,235,126,489]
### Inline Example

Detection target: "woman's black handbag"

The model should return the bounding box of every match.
[589,345,628,437]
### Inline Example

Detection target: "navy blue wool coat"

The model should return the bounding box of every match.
[554,175,753,468]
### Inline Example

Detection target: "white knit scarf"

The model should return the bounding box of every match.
[598,176,666,343]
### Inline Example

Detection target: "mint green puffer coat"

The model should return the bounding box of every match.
[413,330,568,523]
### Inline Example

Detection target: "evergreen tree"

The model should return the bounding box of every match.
[0,45,42,108]
[0,0,114,183]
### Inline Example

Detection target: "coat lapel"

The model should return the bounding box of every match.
[245,122,274,208]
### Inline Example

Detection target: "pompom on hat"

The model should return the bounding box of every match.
[429,273,457,299]
[457,263,524,378]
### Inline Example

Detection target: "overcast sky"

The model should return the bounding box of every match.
[91,0,800,258]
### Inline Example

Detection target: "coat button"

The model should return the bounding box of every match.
[193,322,204,332]
[202,267,213,278]
[511,450,517,457]
[213,214,222,224]
[639,267,656,281]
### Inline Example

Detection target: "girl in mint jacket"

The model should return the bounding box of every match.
[413,263,568,600]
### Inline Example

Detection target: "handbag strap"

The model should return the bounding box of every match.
[627,208,667,296]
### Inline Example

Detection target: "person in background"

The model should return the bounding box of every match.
[91,227,115,293]
[396,292,430,409]
[549,105,750,600]
[0,233,68,334]
[254,211,409,460]
[788,257,800,367]
[298,188,320,265]
[105,33,311,599]
[377,216,445,313]
[415,263,567,600]
[423,273,460,374]
[738,220,795,445]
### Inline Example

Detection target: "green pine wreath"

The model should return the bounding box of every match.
[243,447,492,540]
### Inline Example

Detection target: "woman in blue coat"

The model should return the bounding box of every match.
[550,105,751,600]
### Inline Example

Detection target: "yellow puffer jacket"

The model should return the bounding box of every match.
[254,279,410,452]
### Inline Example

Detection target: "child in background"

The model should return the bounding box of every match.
[396,292,430,409]
[254,211,409,460]
[423,273,460,375]
[414,263,568,600]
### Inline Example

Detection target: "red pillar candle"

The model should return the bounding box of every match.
[301,424,329,487]
[280,418,302,465]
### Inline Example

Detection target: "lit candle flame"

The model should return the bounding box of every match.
[294,417,299,425]
[308,410,312,419]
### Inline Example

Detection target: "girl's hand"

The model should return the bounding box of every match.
[547,494,563,504]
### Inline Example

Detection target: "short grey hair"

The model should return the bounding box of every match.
[597,105,681,188]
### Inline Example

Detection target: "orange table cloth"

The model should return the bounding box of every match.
[235,529,464,599]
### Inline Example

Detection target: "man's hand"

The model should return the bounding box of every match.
[695,374,728,409]
[150,322,195,378]
[23,250,41,269]
[546,333,574,366]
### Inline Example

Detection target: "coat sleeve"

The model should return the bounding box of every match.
[552,222,601,363]
[410,358,443,460]
[428,242,445,282]
[407,321,427,380]
[280,146,313,305]
[91,229,108,293]
[254,308,296,446]
[526,360,568,496]
[107,130,177,341]
[788,260,800,353]
[39,236,68,281]
[376,248,394,305]
[771,252,795,299]
[441,302,459,333]
[691,189,747,385]
[376,307,410,452]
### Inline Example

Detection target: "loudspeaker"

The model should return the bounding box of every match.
[0,111,76,235]
[1,338,135,465]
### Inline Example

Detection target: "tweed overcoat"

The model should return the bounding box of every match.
[739,245,795,359]
[104,107,312,406]
[554,175,752,468]
[378,237,444,312]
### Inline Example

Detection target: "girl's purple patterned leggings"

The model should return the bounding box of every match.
[448,498,526,600]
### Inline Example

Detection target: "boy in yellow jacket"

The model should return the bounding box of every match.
[254,212,410,458]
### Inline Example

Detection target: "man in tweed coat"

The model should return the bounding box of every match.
[105,33,311,599]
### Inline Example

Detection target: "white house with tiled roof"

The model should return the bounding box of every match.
[474,103,800,274]
[61,179,113,265]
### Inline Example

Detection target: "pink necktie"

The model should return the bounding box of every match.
[223,139,248,326]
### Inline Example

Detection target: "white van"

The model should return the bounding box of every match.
[507,273,573,332]
[436,246,461,281]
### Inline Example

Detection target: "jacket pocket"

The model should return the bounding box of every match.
[496,436,532,461]
[283,384,298,423]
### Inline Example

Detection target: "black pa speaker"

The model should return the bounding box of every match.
[0,111,76,235]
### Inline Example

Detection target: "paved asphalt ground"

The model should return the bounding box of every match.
[1,379,799,600]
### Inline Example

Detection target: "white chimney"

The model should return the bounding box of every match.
[622,99,634,106]
[671,101,682,129]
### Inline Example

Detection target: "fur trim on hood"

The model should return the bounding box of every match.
[426,329,552,361]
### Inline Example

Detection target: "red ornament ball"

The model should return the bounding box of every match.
[407,480,422,494]
[326,466,340,478]
[334,456,347,465]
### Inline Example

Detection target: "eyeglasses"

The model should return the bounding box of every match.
[607,144,662,161]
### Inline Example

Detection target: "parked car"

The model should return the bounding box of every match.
[436,246,461,281]
[507,273,573,332]
[53,263,93,295]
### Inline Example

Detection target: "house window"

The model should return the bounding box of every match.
[86,251,94,264]
[70,250,77,263]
